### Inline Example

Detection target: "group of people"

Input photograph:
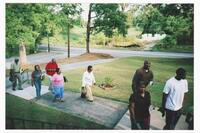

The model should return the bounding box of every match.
[31,59,66,102]
[10,58,96,103]
[129,60,188,130]
[10,58,189,130]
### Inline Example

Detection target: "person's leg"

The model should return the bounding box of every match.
[85,85,93,101]
[47,75,52,90]
[34,81,40,97]
[163,109,173,130]
[38,81,41,97]
[52,86,59,102]
[142,116,150,129]
[59,86,64,102]
[130,117,139,130]
[61,86,64,98]
[172,109,182,129]
[17,73,22,90]
[12,75,17,90]
[81,87,86,98]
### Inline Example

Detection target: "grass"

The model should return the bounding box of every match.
[152,44,193,53]
[62,57,193,113]
[6,94,106,129]
[40,26,145,49]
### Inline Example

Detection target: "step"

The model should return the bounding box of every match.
[114,107,189,130]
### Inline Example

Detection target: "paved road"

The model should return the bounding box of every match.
[38,45,193,58]
[6,44,193,69]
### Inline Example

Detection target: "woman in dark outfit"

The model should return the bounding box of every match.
[129,84,151,130]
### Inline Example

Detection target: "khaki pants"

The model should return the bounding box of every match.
[82,85,93,101]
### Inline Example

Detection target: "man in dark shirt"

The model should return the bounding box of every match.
[129,84,151,130]
[132,60,153,93]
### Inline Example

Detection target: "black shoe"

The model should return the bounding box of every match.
[59,99,65,102]
[12,88,16,91]
[81,93,86,98]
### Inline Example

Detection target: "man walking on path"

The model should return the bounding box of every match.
[81,65,96,102]
[132,60,153,93]
[129,84,151,130]
[160,68,188,130]
[10,58,23,90]
[45,58,58,90]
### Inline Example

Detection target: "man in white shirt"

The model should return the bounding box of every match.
[160,68,188,130]
[81,65,96,102]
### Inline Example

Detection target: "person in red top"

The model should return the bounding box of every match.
[45,58,58,90]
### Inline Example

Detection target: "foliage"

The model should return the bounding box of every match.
[91,4,129,37]
[104,76,113,86]
[158,35,177,48]
[6,3,82,57]
[134,4,193,47]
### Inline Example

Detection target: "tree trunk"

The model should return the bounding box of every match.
[86,4,92,53]
[19,43,27,66]
[47,33,50,52]
[67,23,70,58]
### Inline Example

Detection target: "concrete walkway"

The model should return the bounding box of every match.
[6,84,50,100]
[6,85,189,129]
[35,91,128,128]
[114,108,188,130]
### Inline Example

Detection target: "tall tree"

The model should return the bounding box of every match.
[86,4,129,53]
[59,4,82,57]
[6,4,57,56]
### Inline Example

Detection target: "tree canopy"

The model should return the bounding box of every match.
[6,3,81,57]
[134,4,193,47]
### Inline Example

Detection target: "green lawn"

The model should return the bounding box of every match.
[63,57,193,113]
[152,44,193,53]
[40,26,143,49]
[6,94,106,129]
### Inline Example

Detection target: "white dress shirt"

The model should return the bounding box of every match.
[82,71,96,87]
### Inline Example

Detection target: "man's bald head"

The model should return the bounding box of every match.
[14,58,19,64]
[52,58,56,63]
[143,60,151,70]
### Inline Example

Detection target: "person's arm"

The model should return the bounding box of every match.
[149,71,154,86]
[45,64,48,73]
[160,93,168,117]
[183,80,189,105]
[132,70,138,92]
[31,72,34,86]
[159,80,170,117]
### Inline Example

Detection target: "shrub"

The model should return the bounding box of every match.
[104,76,113,86]
[158,35,177,48]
